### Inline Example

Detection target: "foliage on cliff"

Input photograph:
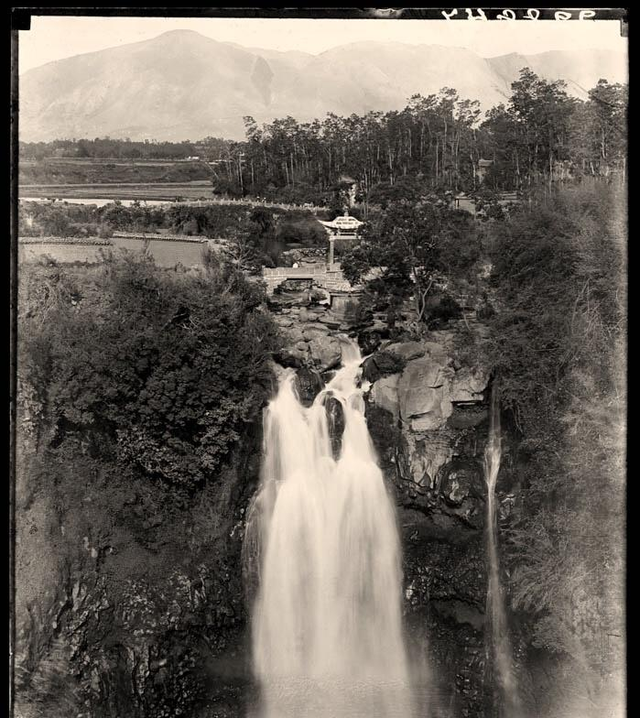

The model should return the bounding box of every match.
[485,179,626,691]
[19,252,279,485]
[16,252,280,716]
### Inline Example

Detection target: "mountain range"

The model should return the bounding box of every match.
[19,29,627,142]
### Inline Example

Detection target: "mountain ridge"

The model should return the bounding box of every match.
[20,30,627,142]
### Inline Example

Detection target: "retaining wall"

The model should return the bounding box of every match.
[262,263,358,294]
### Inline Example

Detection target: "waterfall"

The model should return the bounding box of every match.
[484,387,521,717]
[246,338,414,718]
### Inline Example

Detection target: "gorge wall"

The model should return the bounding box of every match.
[15,271,521,718]
[268,280,521,718]
[15,412,264,718]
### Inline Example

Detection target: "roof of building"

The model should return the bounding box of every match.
[319,214,363,231]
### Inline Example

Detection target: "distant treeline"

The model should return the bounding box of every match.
[20,69,626,202]
[19,136,231,162]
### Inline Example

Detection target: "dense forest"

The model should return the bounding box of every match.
[19,70,627,205]
[18,137,231,162]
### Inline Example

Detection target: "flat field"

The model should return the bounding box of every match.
[19,157,215,186]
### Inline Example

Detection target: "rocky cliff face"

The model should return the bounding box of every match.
[365,342,491,718]
[14,409,263,718]
[268,283,521,718]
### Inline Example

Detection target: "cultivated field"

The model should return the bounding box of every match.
[19,157,214,185]
[19,182,218,202]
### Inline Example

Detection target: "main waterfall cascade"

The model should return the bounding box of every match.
[246,338,415,718]
[484,388,521,717]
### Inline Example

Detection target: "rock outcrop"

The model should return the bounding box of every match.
[362,332,498,716]
[267,274,508,716]
[269,287,357,373]
[14,416,263,718]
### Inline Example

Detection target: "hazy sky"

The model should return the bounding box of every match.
[19,15,626,74]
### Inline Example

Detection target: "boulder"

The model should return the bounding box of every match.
[450,367,489,403]
[308,335,342,372]
[386,341,426,362]
[308,305,327,315]
[298,307,317,322]
[295,366,324,407]
[309,287,331,305]
[302,324,331,340]
[370,374,400,418]
[273,346,308,368]
[325,396,345,458]
[280,326,305,345]
[275,316,294,328]
[317,313,342,329]
[362,350,405,383]
[398,356,454,431]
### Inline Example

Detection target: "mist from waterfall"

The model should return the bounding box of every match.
[247,338,414,718]
[484,388,521,717]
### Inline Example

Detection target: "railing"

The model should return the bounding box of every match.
[184,197,326,212]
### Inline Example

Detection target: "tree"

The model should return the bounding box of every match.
[585,80,627,176]
[341,199,474,322]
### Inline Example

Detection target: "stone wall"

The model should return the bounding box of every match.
[19,244,106,265]
[262,262,367,294]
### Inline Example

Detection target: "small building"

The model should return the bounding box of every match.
[453,193,477,215]
[318,212,364,264]
[318,212,363,239]
[318,211,364,264]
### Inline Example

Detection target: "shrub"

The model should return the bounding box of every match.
[425,291,463,329]
[98,223,113,239]
[276,211,326,247]
[19,253,281,486]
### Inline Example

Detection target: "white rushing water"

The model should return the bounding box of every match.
[484,388,521,717]
[247,339,414,718]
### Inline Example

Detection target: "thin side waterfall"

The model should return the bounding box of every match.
[246,338,414,718]
[484,387,521,718]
